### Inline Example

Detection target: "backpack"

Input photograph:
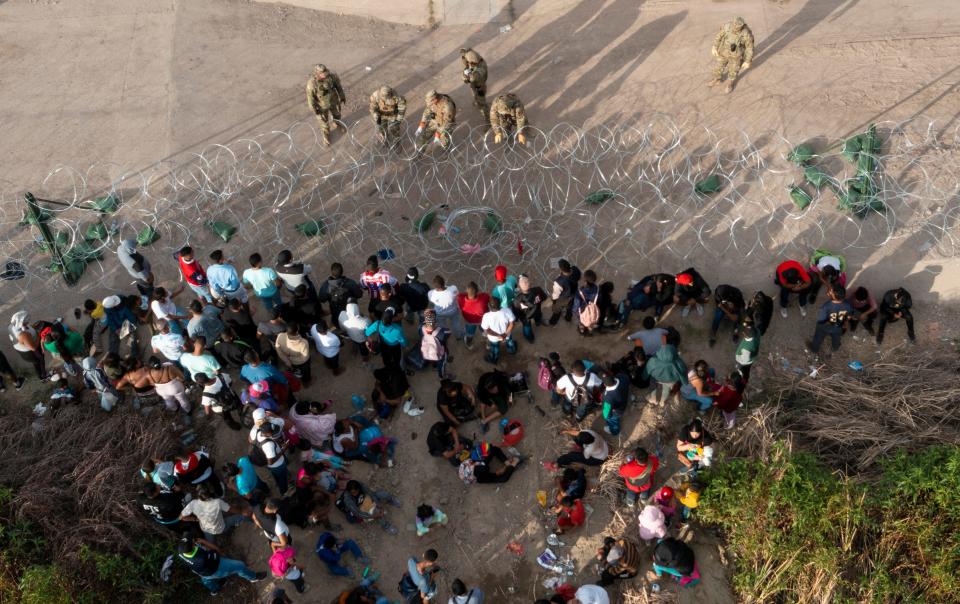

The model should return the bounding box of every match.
[398,573,421,601]
[249,423,287,467]
[327,278,350,307]
[565,372,598,406]
[421,329,445,362]
[578,290,600,329]
[537,359,553,391]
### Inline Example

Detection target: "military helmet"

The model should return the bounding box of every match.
[732,16,745,29]
[502,94,520,109]
[314,64,328,76]
[379,85,395,98]
[425,90,438,102]
[462,49,481,63]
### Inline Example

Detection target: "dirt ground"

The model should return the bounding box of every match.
[2,0,960,602]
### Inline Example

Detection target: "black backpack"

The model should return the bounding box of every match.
[327,278,349,307]
[654,538,695,576]
[248,423,286,467]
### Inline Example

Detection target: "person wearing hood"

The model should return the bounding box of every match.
[638,505,667,543]
[399,267,430,325]
[641,339,688,406]
[338,301,371,362]
[82,356,120,411]
[8,311,45,380]
[513,274,547,343]
[117,239,154,296]
[102,295,138,356]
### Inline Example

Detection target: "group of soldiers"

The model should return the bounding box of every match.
[304,17,754,148]
[305,48,527,150]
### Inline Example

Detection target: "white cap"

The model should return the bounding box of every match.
[252,408,267,422]
[102,295,122,309]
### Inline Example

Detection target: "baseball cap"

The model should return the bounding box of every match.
[248,380,270,397]
[676,273,694,287]
[252,408,267,422]
[494,265,508,283]
[102,295,122,309]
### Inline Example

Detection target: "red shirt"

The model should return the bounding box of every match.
[618,456,660,493]
[178,254,208,287]
[564,499,586,525]
[714,384,743,413]
[775,260,810,287]
[457,292,490,325]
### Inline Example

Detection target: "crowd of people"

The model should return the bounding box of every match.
[1,229,920,602]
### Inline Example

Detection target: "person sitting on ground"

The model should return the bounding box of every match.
[476,370,513,431]
[427,421,472,466]
[876,287,915,345]
[335,479,401,534]
[807,251,846,304]
[371,365,411,419]
[436,379,478,427]
[676,418,715,475]
[283,467,337,529]
[651,537,699,587]
[774,259,812,319]
[332,416,390,465]
[458,443,521,484]
[415,503,448,537]
[618,447,659,507]
[553,495,586,534]
[556,428,609,467]
[555,467,587,504]
[679,359,719,412]
[315,531,367,576]
[672,268,711,318]
[138,482,185,532]
[595,537,641,587]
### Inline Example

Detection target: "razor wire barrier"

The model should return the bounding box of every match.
[1,114,959,298]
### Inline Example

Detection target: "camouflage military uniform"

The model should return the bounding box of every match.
[710,17,754,92]
[416,91,457,150]
[460,48,488,119]
[489,93,528,144]
[306,64,346,143]
[369,86,407,147]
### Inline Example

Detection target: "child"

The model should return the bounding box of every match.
[415,504,449,537]
[676,482,701,524]
[713,371,745,429]
[540,352,566,406]
[269,546,306,593]
[420,310,451,379]
[654,486,676,526]
[553,496,586,534]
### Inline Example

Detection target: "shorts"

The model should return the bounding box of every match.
[220,288,249,304]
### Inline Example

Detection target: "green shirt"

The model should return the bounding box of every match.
[491,275,519,307]
[735,336,760,366]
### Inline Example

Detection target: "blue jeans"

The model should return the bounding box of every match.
[321,539,364,575]
[680,384,713,411]
[268,460,289,493]
[606,410,622,435]
[436,312,463,338]
[200,556,256,593]
[464,323,478,339]
[188,282,213,303]
[486,337,516,363]
[710,307,741,336]
[778,284,810,308]
[259,291,283,312]
[810,322,842,353]
[202,514,248,544]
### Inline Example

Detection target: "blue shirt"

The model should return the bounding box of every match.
[240,362,288,385]
[234,457,260,496]
[491,275,519,307]
[365,321,407,346]
[816,300,854,325]
[242,267,279,297]
[207,263,242,298]
[407,558,433,594]
[187,305,224,343]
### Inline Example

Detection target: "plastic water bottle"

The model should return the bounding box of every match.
[351,394,366,411]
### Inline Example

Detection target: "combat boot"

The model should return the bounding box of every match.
[724,81,735,94]
[707,78,721,88]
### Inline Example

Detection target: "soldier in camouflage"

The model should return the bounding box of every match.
[416,90,457,151]
[306,64,346,145]
[369,85,407,148]
[709,17,754,94]
[489,93,528,145]
[459,48,488,120]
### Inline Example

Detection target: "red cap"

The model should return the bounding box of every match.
[676,273,694,286]
[494,265,508,283]
[658,486,675,500]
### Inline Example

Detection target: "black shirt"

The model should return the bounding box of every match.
[880,289,912,314]
[677,423,714,447]
[514,287,547,319]
[374,366,409,400]
[178,545,220,576]
[427,421,456,456]
[399,281,430,312]
[139,491,184,524]
[477,371,511,413]
[213,339,251,368]
[675,267,711,301]
[651,274,676,306]
[436,385,476,422]
[746,292,773,333]
[224,308,258,345]
[554,266,582,299]
[714,284,745,313]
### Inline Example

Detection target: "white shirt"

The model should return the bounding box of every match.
[816,255,841,272]
[309,325,341,358]
[428,286,459,316]
[201,373,231,409]
[252,418,286,468]
[480,307,515,342]
[151,332,185,361]
[582,429,609,460]
[150,298,178,321]
[181,498,229,535]
[574,585,610,604]
[555,372,602,401]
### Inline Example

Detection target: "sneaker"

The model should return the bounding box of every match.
[696,304,704,316]
[681,306,690,318]
[251,572,268,582]
[779,307,788,319]
[0,386,4,394]
[799,306,807,318]
[603,426,615,435]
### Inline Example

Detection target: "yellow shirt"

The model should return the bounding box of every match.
[90,302,105,320]
[678,489,700,508]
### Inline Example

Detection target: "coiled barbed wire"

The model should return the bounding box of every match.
[1,114,958,299]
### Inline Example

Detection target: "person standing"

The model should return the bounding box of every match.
[709,284,745,347]
[428,275,463,339]
[306,64,346,145]
[626,316,667,357]
[490,265,519,308]
[359,256,398,315]
[179,483,250,544]
[242,253,283,313]
[641,341,688,406]
[207,250,250,311]
[176,246,213,302]
[276,250,317,301]
[250,408,291,493]
[618,447,659,507]
[548,259,581,325]
[708,16,754,94]
[318,263,363,328]
[0,350,25,392]
[601,372,630,436]
[774,259,812,318]
[338,302,371,363]
[513,274,547,343]
[365,308,407,369]
[187,300,224,347]
[480,298,516,364]
[400,549,440,604]
[399,267,430,325]
[807,285,855,355]
[734,326,760,382]
[275,323,312,382]
[876,287,915,345]
[456,282,490,350]
[175,534,265,595]
[369,85,407,148]
[309,320,344,376]
[101,295,138,356]
[116,239,154,296]
[459,48,488,119]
